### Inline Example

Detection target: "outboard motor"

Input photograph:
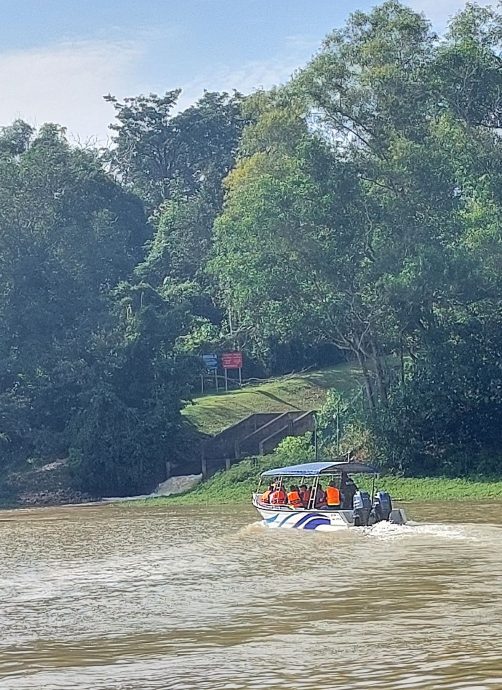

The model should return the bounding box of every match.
[353,491,371,526]
[372,491,393,522]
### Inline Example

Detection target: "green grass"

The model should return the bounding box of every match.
[120,455,502,508]
[182,363,360,435]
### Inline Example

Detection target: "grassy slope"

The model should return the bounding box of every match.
[182,363,361,435]
[141,362,502,508]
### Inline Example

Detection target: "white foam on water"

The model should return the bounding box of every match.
[238,520,268,535]
[365,520,467,541]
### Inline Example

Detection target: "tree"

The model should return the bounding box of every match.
[212,0,502,473]
[105,90,246,213]
[137,190,216,284]
[0,119,34,157]
[0,122,150,472]
[70,282,196,496]
[433,4,502,129]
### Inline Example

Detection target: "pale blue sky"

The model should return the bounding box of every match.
[0,0,487,143]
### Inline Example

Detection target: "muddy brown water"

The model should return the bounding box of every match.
[0,501,502,690]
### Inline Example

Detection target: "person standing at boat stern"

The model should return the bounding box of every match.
[325,481,341,509]
[341,473,358,509]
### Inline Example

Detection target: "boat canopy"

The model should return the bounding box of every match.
[260,460,378,477]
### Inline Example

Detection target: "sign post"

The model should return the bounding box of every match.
[201,354,219,394]
[221,352,243,391]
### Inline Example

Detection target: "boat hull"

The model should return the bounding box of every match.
[253,498,407,531]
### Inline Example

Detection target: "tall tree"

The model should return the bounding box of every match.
[105,90,246,213]
[0,123,149,471]
[212,1,502,421]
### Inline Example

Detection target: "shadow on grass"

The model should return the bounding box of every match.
[257,391,301,409]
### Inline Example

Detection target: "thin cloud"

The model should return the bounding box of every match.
[408,0,493,27]
[0,39,143,145]
[178,40,316,110]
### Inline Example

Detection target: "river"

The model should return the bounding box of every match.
[1,501,501,690]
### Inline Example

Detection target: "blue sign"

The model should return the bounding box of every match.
[202,354,218,370]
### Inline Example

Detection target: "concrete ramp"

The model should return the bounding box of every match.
[102,473,203,502]
[154,474,203,496]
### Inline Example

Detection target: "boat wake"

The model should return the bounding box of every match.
[364,520,467,541]
[238,520,273,535]
[239,518,470,542]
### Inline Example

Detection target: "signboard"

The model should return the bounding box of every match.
[202,354,218,370]
[221,351,243,369]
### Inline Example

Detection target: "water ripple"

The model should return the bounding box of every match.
[1,501,502,689]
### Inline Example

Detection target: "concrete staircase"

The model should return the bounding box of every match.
[200,410,315,476]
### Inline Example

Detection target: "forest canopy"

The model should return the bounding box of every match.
[1,1,502,496]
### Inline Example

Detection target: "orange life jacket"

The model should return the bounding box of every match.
[261,489,272,504]
[326,485,341,506]
[270,489,287,505]
[287,490,303,507]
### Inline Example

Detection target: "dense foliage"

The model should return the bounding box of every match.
[1,2,502,496]
[212,2,502,475]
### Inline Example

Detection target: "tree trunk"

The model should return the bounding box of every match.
[370,339,388,407]
[356,350,376,414]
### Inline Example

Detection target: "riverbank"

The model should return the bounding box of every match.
[3,451,502,510]
[0,460,94,509]
[121,456,502,507]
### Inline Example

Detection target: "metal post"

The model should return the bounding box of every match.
[314,414,318,462]
[215,369,219,393]
[336,400,340,454]
[201,374,204,395]
[238,367,242,387]
[224,368,228,392]
[308,475,319,510]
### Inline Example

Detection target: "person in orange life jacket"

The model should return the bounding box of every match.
[299,484,311,507]
[270,482,287,505]
[325,481,341,508]
[287,485,303,507]
[314,483,327,508]
[260,484,274,504]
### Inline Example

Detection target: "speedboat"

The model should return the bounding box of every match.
[252,460,407,531]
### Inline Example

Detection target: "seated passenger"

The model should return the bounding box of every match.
[270,482,287,505]
[287,484,303,508]
[325,481,341,509]
[299,484,311,508]
[260,484,274,504]
[314,484,327,508]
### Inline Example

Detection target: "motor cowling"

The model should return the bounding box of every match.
[352,491,371,526]
[372,491,393,522]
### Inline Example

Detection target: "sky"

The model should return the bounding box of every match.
[0,0,491,144]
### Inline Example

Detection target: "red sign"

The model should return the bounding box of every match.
[221,351,243,369]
